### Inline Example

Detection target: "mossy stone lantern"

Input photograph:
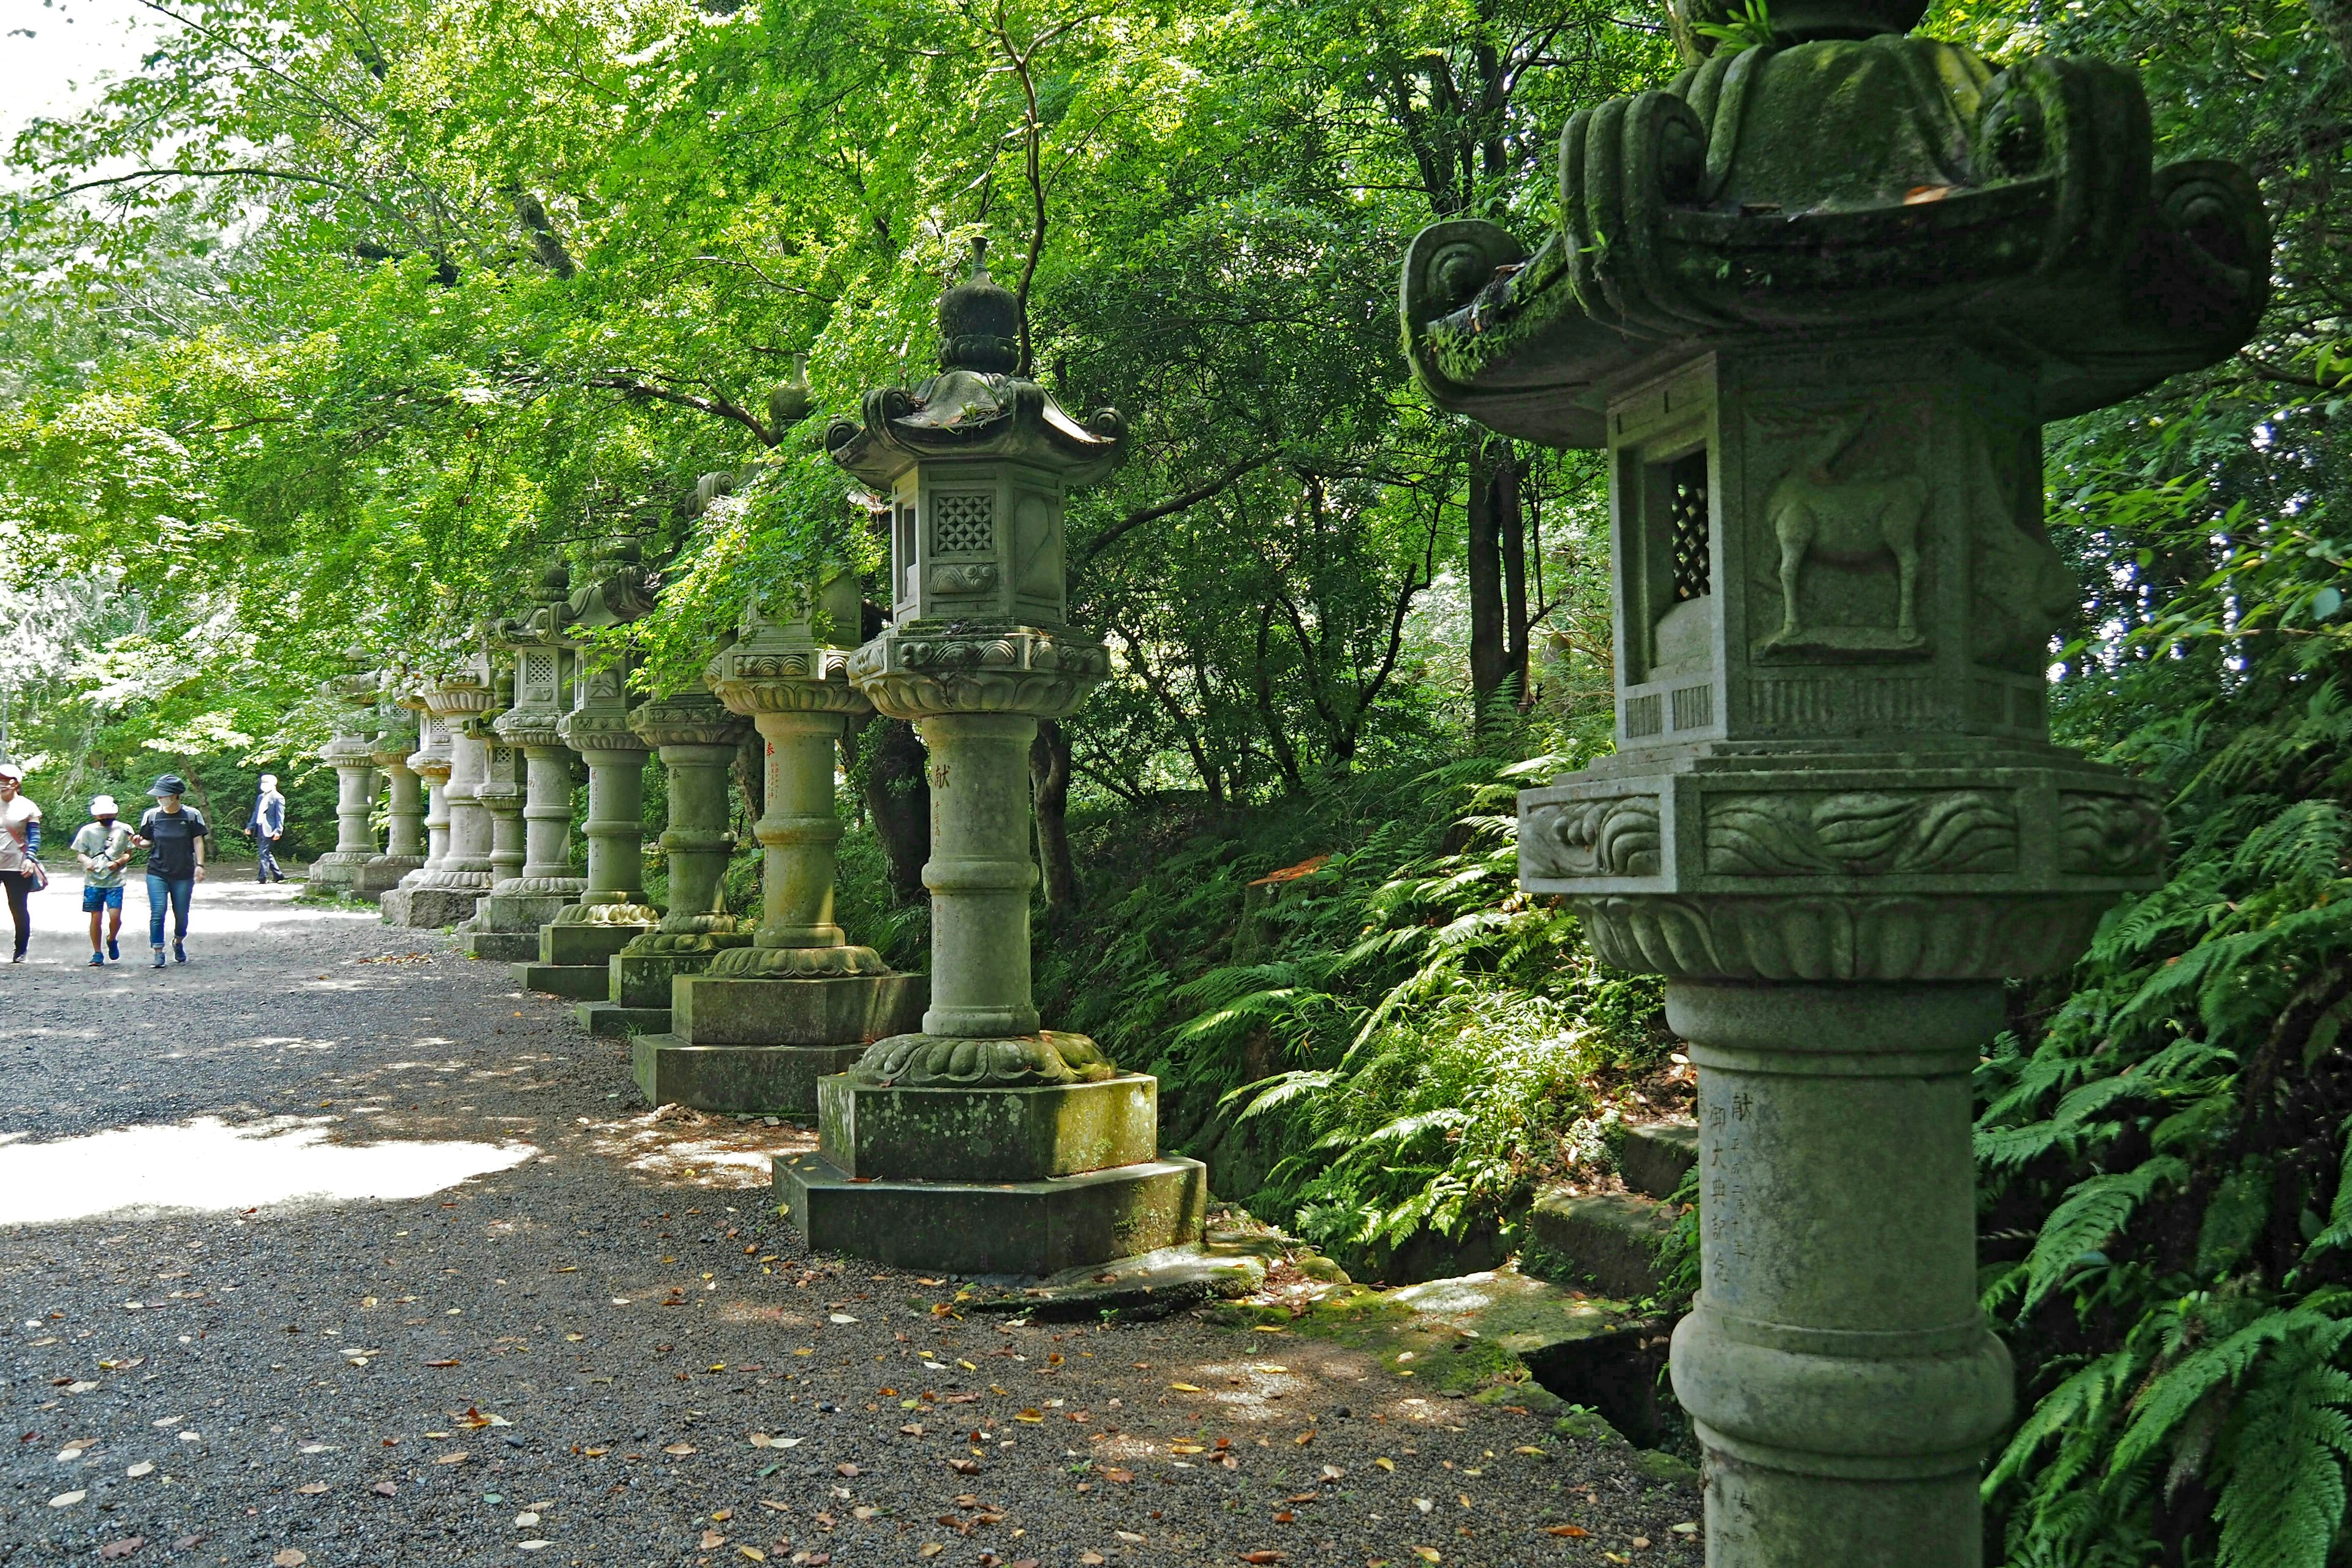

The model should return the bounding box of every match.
[309,647,383,891]
[1398,3,2267,1562]
[774,249,1208,1273]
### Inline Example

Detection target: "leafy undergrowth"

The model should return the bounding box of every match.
[1033,753,1672,1275]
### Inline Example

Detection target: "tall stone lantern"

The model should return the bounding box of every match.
[355,669,426,899]
[775,252,1208,1273]
[464,565,585,962]
[307,649,382,891]
[380,695,455,927]
[1396,6,2266,1562]
[515,549,662,1000]
[636,576,925,1112]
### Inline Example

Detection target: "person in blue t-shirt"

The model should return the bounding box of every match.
[134,774,209,968]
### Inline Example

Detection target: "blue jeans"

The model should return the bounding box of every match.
[146,874,193,948]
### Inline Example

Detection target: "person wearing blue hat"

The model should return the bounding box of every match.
[133,774,209,968]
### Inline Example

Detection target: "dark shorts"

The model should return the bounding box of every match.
[81,884,124,913]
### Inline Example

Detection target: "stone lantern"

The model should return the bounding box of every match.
[571,689,749,1036]
[635,575,925,1112]
[1396,4,2266,1562]
[515,547,661,1000]
[464,564,585,961]
[380,657,497,927]
[307,648,382,891]
[380,692,456,926]
[354,668,426,899]
[775,250,1207,1273]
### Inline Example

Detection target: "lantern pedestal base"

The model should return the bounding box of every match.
[380,886,484,929]
[352,855,423,898]
[775,1068,1204,1273]
[776,1152,1207,1276]
[633,972,926,1114]
[631,1038,867,1116]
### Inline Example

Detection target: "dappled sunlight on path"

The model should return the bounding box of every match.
[0,1114,535,1226]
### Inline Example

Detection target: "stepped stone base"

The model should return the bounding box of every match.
[614,951,712,1009]
[513,963,611,1000]
[352,856,424,897]
[630,1036,864,1114]
[776,1152,1208,1275]
[673,972,926,1048]
[539,921,648,968]
[817,1075,1161,1183]
[471,891,576,937]
[462,930,541,962]
[380,886,485,929]
[576,1001,671,1037]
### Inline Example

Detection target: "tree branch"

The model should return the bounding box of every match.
[1078,451,1280,566]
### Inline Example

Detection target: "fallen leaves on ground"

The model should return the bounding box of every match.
[1545,1525,1590,1539]
[273,1552,308,1567]
[97,1540,143,1560]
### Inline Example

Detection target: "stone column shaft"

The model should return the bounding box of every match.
[754,710,847,949]
[579,747,647,903]
[333,766,375,858]
[917,712,1039,1038]
[521,747,576,881]
[1665,983,2010,1567]
[383,763,424,860]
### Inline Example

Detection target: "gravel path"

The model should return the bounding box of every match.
[1,872,1703,1566]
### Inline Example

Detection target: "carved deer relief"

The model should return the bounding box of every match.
[1758,410,1929,655]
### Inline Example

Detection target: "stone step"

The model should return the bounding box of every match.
[1618,1118,1699,1200]
[513,962,609,1000]
[577,1002,669,1038]
[631,1034,863,1116]
[462,930,540,963]
[1523,1187,1679,1300]
[963,1233,1286,1321]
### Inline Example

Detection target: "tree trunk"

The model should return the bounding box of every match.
[1030,718,1079,923]
[1498,439,1531,710]
[861,715,930,907]
[1253,603,1308,794]
[1467,437,1507,730]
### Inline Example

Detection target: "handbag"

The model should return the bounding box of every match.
[23,858,45,892]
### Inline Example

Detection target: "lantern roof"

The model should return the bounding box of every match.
[1400,29,2269,447]
[827,246,1125,491]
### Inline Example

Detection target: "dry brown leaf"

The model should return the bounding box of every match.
[1545,1525,1590,1539]
[97,1541,143,1561]
[421,1359,459,1368]
[273,1553,307,1568]
[294,1483,329,1496]
[1102,1468,1134,1483]
[918,1547,944,1559]
[372,1481,397,1497]
[1167,1382,1202,1393]
[699,1529,726,1550]
[432,1451,469,1466]
[946,1458,979,1475]
[1240,1554,1287,1565]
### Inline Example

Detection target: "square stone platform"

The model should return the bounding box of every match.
[631,1038,865,1114]
[537,921,646,968]
[818,1075,1161,1183]
[513,963,610,1000]
[576,1001,671,1037]
[775,1152,1208,1276]
[673,972,925,1048]
[380,886,484,929]
[463,930,540,962]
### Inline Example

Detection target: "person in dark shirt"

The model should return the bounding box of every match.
[134,774,209,968]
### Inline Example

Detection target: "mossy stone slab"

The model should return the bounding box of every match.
[631,1034,864,1115]
[816,1073,1158,1183]
[512,962,609,1000]
[775,1151,1207,1275]
[462,930,540,963]
[611,951,712,1009]
[575,1001,669,1038]
[672,972,925,1047]
[539,921,644,967]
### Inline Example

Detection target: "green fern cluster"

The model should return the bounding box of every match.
[1033,752,1665,1261]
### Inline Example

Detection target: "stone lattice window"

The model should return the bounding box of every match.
[932,492,995,555]
[1669,451,1709,601]
[522,651,557,695]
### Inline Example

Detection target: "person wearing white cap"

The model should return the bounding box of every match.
[246,772,287,883]
[0,764,43,963]
[70,796,134,965]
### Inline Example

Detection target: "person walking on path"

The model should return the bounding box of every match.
[135,774,208,968]
[70,794,133,966]
[0,763,45,963]
[246,773,287,883]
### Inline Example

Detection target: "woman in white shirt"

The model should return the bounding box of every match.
[0,764,44,962]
